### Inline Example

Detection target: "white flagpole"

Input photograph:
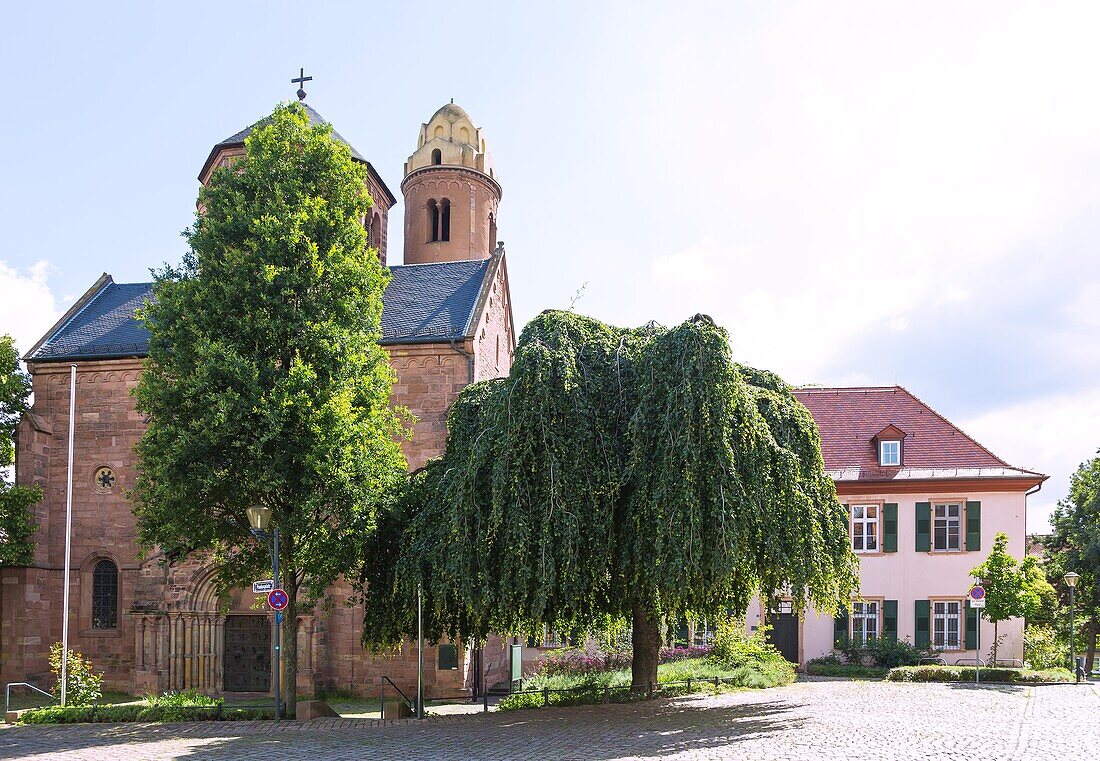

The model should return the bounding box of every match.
[61,364,76,706]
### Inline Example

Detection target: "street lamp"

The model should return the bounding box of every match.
[1064,571,1080,683]
[247,506,281,720]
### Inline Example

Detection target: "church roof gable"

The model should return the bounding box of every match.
[26,260,494,362]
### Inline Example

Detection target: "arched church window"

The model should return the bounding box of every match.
[431,148,442,165]
[440,199,451,242]
[92,559,118,629]
[459,127,470,144]
[428,200,440,242]
[434,125,445,139]
[371,213,381,250]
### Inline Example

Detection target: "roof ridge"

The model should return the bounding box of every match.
[29,276,115,359]
[895,385,1043,475]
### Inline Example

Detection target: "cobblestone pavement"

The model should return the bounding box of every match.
[2,680,1097,760]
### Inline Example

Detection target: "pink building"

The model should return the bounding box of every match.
[749,386,1046,667]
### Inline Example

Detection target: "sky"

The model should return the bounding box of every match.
[1,1,1097,532]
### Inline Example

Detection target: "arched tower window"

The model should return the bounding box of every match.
[489,213,497,252]
[427,200,440,242]
[431,148,442,165]
[440,199,451,242]
[92,559,118,629]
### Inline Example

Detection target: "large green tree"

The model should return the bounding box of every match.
[969,532,1053,663]
[0,334,39,567]
[1044,451,1100,671]
[134,103,408,715]
[361,311,858,689]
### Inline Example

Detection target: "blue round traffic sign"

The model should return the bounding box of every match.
[969,585,986,600]
[268,588,289,610]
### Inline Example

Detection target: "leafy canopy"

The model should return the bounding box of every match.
[361,310,858,647]
[0,334,39,566]
[133,102,409,605]
[1044,451,1100,623]
[969,532,1054,625]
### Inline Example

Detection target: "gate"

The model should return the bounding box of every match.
[223,615,271,692]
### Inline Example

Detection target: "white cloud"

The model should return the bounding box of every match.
[0,260,62,356]
[962,389,1100,535]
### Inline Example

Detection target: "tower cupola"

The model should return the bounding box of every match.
[402,102,501,265]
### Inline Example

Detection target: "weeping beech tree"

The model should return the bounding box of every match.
[360,311,858,689]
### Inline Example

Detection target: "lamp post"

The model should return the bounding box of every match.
[247,506,281,720]
[1064,571,1079,683]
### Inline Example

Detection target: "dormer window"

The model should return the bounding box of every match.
[873,424,906,467]
[879,440,901,466]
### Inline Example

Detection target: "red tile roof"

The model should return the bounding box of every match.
[793,386,1043,483]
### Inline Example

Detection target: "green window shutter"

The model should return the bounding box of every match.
[915,502,931,552]
[965,606,979,650]
[833,607,849,648]
[883,600,898,641]
[965,501,981,552]
[914,600,930,648]
[883,503,898,553]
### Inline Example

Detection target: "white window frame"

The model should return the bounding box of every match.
[879,439,901,466]
[851,601,879,645]
[851,505,880,553]
[933,503,962,552]
[933,600,963,650]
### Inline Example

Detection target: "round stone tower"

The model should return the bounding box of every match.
[402,102,502,264]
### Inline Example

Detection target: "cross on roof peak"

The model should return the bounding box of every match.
[291,67,313,101]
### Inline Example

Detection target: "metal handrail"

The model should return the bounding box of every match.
[994,659,1024,669]
[953,658,987,667]
[6,682,57,715]
[380,676,416,715]
[918,657,947,666]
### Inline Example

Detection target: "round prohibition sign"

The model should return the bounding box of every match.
[969,585,986,601]
[268,588,289,610]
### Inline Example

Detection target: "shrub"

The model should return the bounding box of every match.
[47,643,102,706]
[804,658,888,679]
[540,646,631,677]
[18,702,275,724]
[886,665,1074,683]
[835,637,936,668]
[1024,625,1068,671]
[659,645,713,663]
[146,688,221,708]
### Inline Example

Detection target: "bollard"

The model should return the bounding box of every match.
[647,681,653,699]
[604,686,610,703]
[483,691,489,712]
[714,676,719,690]
[543,687,549,706]
[687,678,692,694]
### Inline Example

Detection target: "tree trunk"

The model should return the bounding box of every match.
[1086,617,1098,674]
[992,620,998,664]
[282,540,298,719]
[631,604,660,693]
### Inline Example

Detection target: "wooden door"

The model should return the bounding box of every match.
[223,615,271,692]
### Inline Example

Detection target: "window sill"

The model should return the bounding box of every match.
[79,628,122,638]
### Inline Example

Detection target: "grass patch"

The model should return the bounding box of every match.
[5,689,136,712]
[886,665,1074,683]
[498,656,789,711]
[805,663,889,679]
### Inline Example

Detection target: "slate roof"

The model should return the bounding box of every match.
[196,103,396,204]
[794,386,1044,483]
[27,259,494,362]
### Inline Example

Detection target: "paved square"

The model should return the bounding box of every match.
[2,680,1097,760]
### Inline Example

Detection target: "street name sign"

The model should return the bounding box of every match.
[252,579,275,594]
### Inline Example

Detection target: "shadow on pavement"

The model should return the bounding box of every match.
[1,694,804,761]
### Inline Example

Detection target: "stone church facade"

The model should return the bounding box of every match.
[0,101,517,699]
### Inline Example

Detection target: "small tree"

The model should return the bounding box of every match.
[48,643,103,706]
[1044,451,1100,671]
[0,334,39,567]
[361,311,858,690]
[134,103,409,715]
[970,532,1054,663]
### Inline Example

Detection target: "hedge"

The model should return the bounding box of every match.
[886,665,1074,684]
[18,704,276,724]
[805,663,889,679]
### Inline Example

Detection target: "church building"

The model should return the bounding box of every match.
[1,98,516,698]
